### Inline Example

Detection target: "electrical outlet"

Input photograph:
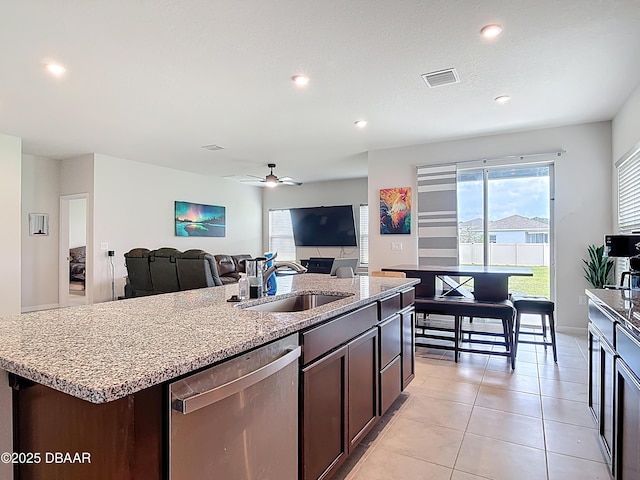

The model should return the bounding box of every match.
[101,242,109,250]
[578,295,587,306]
[391,242,402,251]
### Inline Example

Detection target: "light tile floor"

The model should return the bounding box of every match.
[334,330,613,480]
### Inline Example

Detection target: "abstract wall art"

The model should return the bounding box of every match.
[380,187,411,234]
[175,201,226,237]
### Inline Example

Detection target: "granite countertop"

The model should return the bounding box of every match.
[585,288,640,337]
[0,274,418,404]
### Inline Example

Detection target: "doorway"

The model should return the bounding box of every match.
[59,194,88,307]
[457,164,554,299]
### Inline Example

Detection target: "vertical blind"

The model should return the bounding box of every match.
[416,164,459,266]
[268,210,297,261]
[617,144,640,234]
[359,204,369,265]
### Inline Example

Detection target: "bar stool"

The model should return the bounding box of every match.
[512,296,557,362]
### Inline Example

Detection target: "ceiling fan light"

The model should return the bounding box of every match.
[265,173,279,187]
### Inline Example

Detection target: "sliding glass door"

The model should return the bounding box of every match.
[457,164,553,298]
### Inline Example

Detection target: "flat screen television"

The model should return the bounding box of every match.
[290,205,357,247]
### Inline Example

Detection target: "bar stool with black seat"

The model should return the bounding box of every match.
[512,295,557,362]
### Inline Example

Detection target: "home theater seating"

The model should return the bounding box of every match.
[123,248,252,298]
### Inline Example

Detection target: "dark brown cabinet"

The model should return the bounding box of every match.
[302,345,349,480]
[300,289,415,480]
[615,359,640,480]
[348,328,379,448]
[588,295,640,479]
[301,328,378,480]
[401,306,416,389]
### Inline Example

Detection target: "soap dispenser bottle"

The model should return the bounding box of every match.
[264,251,277,295]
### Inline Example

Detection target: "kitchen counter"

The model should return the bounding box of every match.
[0,274,418,404]
[585,288,640,339]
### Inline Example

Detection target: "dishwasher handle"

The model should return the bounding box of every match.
[173,346,301,414]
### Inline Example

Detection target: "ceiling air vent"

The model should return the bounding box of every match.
[421,68,459,88]
[201,144,225,151]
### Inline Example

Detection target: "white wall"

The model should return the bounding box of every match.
[612,80,640,161]
[92,154,263,302]
[368,122,613,329]
[0,133,22,317]
[262,178,367,261]
[21,154,61,310]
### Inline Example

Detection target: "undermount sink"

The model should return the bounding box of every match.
[241,293,352,312]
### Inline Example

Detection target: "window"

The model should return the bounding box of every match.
[359,204,369,266]
[618,145,640,234]
[268,209,296,261]
[526,233,548,243]
[489,234,497,243]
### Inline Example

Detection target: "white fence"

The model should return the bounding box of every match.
[459,243,550,266]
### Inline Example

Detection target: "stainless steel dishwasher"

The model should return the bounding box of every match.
[169,334,300,479]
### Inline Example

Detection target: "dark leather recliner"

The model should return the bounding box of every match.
[232,254,252,273]
[149,248,182,293]
[124,248,153,297]
[177,249,223,290]
[214,254,241,284]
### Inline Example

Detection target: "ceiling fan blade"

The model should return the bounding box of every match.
[280,179,302,186]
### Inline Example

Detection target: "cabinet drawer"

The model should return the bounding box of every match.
[616,324,640,378]
[379,293,401,321]
[302,303,378,365]
[379,314,401,368]
[380,356,401,415]
[589,300,615,347]
[400,288,415,309]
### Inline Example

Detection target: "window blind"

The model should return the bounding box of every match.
[359,204,369,265]
[417,164,459,266]
[268,209,297,261]
[618,145,640,234]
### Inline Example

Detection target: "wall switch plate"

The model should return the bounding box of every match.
[391,242,402,251]
[101,242,109,250]
[578,295,587,305]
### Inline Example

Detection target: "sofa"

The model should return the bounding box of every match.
[124,248,252,298]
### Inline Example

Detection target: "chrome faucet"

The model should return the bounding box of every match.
[263,261,308,291]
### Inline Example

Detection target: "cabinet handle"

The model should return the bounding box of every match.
[173,346,301,414]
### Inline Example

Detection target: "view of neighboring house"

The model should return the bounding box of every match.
[459,214,549,244]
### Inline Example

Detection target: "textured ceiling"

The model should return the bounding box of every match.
[1,0,640,184]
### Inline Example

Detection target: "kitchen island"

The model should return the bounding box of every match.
[0,273,418,480]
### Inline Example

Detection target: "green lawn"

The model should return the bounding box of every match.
[460,265,550,298]
[507,265,550,297]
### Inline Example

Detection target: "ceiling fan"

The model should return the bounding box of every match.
[241,163,302,187]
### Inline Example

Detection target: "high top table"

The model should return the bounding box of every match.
[383,264,533,302]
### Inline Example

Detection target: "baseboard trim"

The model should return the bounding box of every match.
[21,303,60,313]
[555,325,587,335]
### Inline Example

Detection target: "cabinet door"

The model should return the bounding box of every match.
[348,328,379,449]
[401,307,416,390]
[588,325,601,425]
[600,339,615,465]
[615,359,640,480]
[302,345,348,480]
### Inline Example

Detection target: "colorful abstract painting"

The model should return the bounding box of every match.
[380,187,411,234]
[175,201,226,237]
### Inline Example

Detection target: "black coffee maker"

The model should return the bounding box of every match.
[605,235,640,290]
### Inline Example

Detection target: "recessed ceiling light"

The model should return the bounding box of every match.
[292,74,310,86]
[480,24,503,39]
[45,63,66,77]
[495,95,511,104]
[354,120,367,128]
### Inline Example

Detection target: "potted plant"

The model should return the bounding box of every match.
[582,244,614,288]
